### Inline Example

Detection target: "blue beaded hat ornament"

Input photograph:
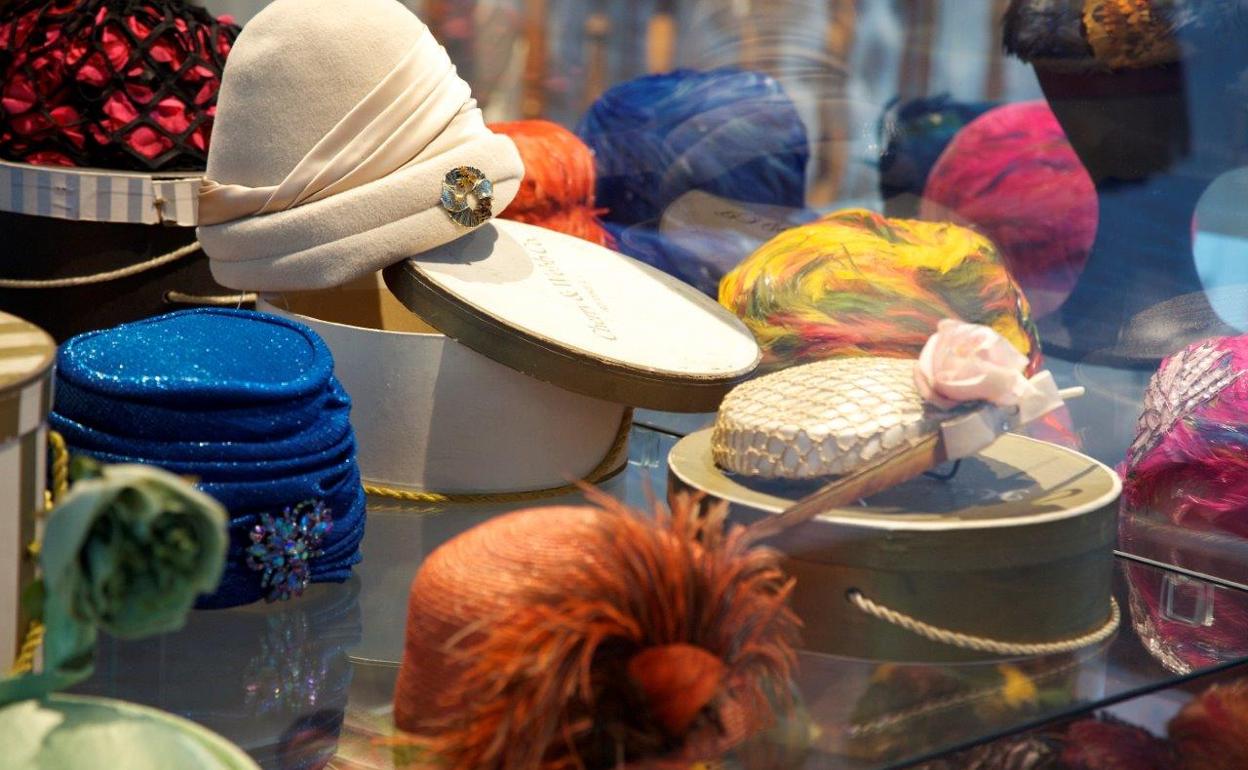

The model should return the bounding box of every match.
[247,500,334,603]
[49,308,367,607]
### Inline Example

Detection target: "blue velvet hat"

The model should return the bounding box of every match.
[49,308,367,608]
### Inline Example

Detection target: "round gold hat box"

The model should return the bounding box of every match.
[669,429,1121,663]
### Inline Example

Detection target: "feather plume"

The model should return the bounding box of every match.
[487,120,615,248]
[1063,716,1176,770]
[1004,0,1248,69]
[1003,0,1094,65]
[1122,337,1248,541]
[1169,678,1248,770]
[394,490,800,770]
[719,209,1040,373]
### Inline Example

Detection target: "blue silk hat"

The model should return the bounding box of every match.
[49,308,366,608]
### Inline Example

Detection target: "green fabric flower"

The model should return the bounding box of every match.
[0,464,227,704]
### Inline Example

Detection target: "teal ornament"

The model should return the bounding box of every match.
[246,501,333,603]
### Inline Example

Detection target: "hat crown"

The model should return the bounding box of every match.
[207,0,437,189]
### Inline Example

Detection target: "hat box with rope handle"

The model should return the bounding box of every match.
[668,327,1121,663]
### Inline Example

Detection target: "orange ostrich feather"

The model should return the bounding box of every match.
[393,489,800,770]
[1169,678,1248,770]
[489,119,615,248]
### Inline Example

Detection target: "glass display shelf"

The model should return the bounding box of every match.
[71,425,1248,769]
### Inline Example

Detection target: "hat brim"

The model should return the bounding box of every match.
[198,134,522,292]
[1039,285,1247,368]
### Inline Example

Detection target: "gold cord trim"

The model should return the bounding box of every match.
[847,657,1082,738]
[0,242,202,290]
[364,409,633,504]
[8,620,44,676]
[10,432,71,672]
[49,430,68,504]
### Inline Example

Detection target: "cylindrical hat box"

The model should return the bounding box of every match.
[669,430,1120,663]
[0,310,55,670]
[259,275,630,496]
[0,163,247,342]
[258,218,761,498]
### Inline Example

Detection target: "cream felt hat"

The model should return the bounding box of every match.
[197,0,523,291]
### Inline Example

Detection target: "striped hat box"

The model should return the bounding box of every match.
[0,158,201,226]
[0,311,55,671]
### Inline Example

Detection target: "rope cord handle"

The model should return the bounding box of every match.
[164,290,258,306]
[848,590,1120,657]
[364,408,634,504]
[10,432,71,673]
[7,620,44,676]
[49,430,69,503]
[0,241,201,289]
[846,657,1083,738]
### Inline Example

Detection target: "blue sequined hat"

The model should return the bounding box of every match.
[50,308,367,608]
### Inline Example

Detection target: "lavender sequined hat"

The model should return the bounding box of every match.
[49,308,366,607]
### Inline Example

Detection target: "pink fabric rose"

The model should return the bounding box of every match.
[2,75,35,114]
[914,319,1034,409]
[73,51,109,87]
[125,124,172,159]
[101,91,138,129]
[49,104,83,148]
[149,35,185,69]
[151,96,189,135]
[25,149,74,166]
[100,25,130,70]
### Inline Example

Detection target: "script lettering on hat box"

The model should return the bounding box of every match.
[409,219,760,380]
[525,237,618,342]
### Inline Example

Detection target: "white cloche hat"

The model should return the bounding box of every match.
[197,0,524,291]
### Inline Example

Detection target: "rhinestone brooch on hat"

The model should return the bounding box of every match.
[441,166,494,227]
[246,500,333,602]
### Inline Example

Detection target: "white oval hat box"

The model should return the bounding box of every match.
[261,219,761,496]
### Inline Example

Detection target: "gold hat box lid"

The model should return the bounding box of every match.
[384,218,761,413]
[0,310,55,396]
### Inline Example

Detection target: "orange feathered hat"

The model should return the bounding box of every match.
[393,491,799,769]
[487,119,614,248]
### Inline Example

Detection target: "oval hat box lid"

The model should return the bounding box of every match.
[0,310,56,444]
[669,428,1121,569]
[384,218,762,412]
[0,158,201,226]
